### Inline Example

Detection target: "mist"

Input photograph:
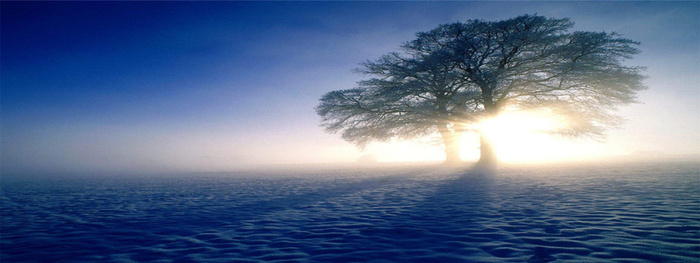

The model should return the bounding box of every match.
[2,1,698,175]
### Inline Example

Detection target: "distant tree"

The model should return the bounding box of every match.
[317,15,646,166]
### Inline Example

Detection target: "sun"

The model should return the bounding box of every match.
[463,110,601,163]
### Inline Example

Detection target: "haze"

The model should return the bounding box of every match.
[2,2,698,175]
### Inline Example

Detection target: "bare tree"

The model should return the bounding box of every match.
[317,15,646,165]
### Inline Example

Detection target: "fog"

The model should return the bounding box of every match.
[1,2,698,175]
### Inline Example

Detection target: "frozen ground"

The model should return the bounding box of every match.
[1,162,698,262]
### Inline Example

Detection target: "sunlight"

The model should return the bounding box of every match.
[364,110,620,164]
[467,110,601,163]
[366,140,445,163]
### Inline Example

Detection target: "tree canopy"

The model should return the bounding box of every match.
[317,14,646,165]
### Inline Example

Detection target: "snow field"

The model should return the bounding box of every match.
[1,162,698,262]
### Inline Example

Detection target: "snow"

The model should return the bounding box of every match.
[1,162,698,262]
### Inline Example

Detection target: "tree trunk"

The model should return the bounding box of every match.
[478,87,499,167]
[477,132,497,166]
[438,122,462,164]
[444,137,461,164]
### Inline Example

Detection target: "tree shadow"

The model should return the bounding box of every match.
[312,164,500,261]
[339,164,557,262]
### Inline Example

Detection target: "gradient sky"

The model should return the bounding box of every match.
[2,1,699,175]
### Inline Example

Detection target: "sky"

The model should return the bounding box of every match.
[2,1,699,175]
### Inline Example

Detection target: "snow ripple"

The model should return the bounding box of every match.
[2,163,698,262]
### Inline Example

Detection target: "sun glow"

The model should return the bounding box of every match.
[362,110,614,164]
[466,110,601,163]
[366,140,446,163]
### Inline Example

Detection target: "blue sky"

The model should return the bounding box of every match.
[2,1,698,174]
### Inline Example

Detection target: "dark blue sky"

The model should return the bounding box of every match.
[2,1,698,174]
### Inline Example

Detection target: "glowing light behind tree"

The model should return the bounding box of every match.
[318,15,646,166]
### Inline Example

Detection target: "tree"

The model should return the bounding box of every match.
[316,50,476,163]
[317,15,646,165]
